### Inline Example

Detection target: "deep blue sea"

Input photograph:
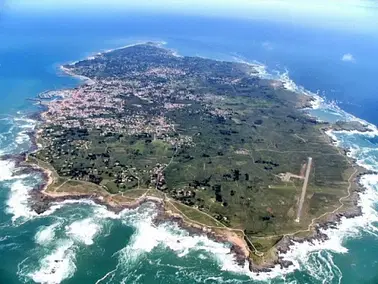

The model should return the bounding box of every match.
[1,13,378,284]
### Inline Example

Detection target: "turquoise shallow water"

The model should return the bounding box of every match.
[1,13,378,284]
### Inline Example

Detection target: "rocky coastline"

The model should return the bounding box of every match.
[0,153,257,271]
[2,148,374,274]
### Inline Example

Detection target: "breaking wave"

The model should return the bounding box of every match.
[0,116,35,155]
[35,222,62,245]
[65,218,102,246]
[18,203,112,283]
[5,179,37,223]
[27,239,77,284]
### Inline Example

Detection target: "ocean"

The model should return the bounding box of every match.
[1,13,378,284]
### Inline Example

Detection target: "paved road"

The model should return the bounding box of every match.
[295,157,312,223]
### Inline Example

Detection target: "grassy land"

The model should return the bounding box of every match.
[30,44,359,260]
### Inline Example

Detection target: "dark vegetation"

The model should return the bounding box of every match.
[33,43,350,245]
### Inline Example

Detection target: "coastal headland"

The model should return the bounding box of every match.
[18,42,372,272]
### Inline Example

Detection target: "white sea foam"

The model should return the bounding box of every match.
[13,116,37,125]
[24,204,120,283]
[0,235,10,242]
[14,116,36,134]
[111,204,293,281]
[24,203,126,283]
[65,218,101,245]
[277,175,378,282]
[0,118,14,142]
[309,94,378,136]
[341,141,378,172]
[6,179,37,222]
[0,116,35,155]
[28,239,77,284]
[15,131,30,145]
[41,199,98,216]
[233,56,270,79]
[26,202,275,281]
[35,222,61,245]
[0,117,40,223]
[325,129,340,146]
[333,127,378,138]
[0,160,17,181]
[118,205,225,263]
[239,60,325,111]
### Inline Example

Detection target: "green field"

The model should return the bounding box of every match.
[32,43,356,255]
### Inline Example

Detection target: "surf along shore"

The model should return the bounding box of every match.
[6,43,376,274]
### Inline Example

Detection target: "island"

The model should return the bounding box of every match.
[27,43,364,271]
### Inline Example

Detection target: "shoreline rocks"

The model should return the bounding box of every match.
[0,149,376,273]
